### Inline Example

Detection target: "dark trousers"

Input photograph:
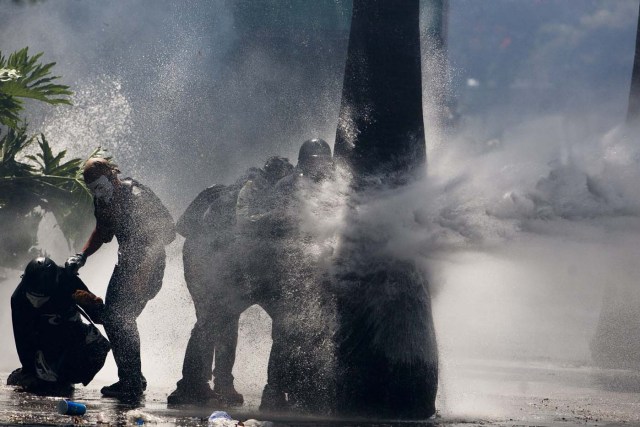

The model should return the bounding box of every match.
[177,239,251,390]
[177,296,251,389]
[258,243,337,413]
[103,251,165,386]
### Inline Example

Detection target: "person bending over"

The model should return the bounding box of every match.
[65,158,175,401]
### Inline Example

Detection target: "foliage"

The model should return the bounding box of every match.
[0,48,72,129]
[0,126,36,180]
[0,130,103,269]
[0,48,98,270]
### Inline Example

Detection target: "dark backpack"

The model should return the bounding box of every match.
[176,168,262,238]
[121,178,176,246]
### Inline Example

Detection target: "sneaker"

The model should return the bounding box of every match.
[100,377,147,395]
[101,384,143,402]
[101,379,144,401]
[213,384,244,406]
[36,382,74,397]
[7,368,35,388]
[259,384,287,412]
[7,369,73,396]
[167,384,216,405]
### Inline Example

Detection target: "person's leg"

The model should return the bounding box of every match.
[260,308,291,411]
[208,241,262,405]
[254,268,289,412]
[169,241,218,403]
[174,314,216,390]
[102,280,147,396]
[211,299,250,405]
[102,254,164,398]
[169,310,217,403]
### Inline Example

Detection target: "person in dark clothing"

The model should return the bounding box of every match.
[168,180,247,405]
[8,257,109,396]
[168,157,293,406]
[65,158,175,401]
[259,139,336,413]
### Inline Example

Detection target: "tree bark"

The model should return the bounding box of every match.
[627,2,640,125]
[334,0,426,184]
[333,0,439,419]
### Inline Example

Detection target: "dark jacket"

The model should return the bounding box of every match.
[11,268,108,385]
[94,178,176,251]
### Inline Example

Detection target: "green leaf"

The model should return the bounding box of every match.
[0,47,73,130]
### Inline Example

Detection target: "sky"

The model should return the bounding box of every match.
[1,1,636,209]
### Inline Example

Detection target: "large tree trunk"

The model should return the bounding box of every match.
[334,0,426,183]
[590,3,640,371]
[332,0,439,419]
[627,2,640,125]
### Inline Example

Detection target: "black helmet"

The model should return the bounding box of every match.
[263,156,294,184]
[297,138,333,181]
[23,257,59,295]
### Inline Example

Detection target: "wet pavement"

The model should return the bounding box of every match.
[1,359,639,426]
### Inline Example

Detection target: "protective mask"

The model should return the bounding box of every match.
[87,175,115,203]
[26,292,50,308]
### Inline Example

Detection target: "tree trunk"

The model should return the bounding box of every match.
[334,0,426,184]
[627,2,640,125]
[333,0,439,419]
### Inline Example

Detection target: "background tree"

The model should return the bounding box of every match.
[627,2,640,126]
[0,48,96,270]
[589,2,640,372]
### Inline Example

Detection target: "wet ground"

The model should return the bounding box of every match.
[1,359,639,427]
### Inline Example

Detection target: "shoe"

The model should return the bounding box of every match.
[35,382,74,397]
[7,368,73,396]
[167,384,216,405]
[214,384,244,406]
[7,368,35,388]
[100,376,147,395]
[102,385,143,402]
[101,380,144,401]
[259,384,287,412]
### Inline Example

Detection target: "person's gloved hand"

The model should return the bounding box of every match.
[72,290,105,324]
[72,290,103,307]
[65,253,86,274]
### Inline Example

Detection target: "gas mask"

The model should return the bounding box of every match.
[301,155,333,182]
[87,175,115,203]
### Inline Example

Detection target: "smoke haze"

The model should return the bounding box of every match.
[1,0,640,409]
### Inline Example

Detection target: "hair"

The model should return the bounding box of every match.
[83,157,120,183]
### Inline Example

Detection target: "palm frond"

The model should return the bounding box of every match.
[0,132,97,255]
[0,94,22,128]
[28,134,83,177]
[0,126,37,179]
[0,48,72,129]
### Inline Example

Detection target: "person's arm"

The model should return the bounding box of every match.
[66,199,113,272]
[65,228,105,273]
[64,211,114,274]
[65,271,105,324]
[235,181,254,227]
[81,228,105,258]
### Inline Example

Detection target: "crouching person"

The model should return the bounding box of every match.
[8,257,110,396]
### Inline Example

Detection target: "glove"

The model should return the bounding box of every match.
[65,253,87,274]
[72,290,105,324]
[72,290,103,307]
